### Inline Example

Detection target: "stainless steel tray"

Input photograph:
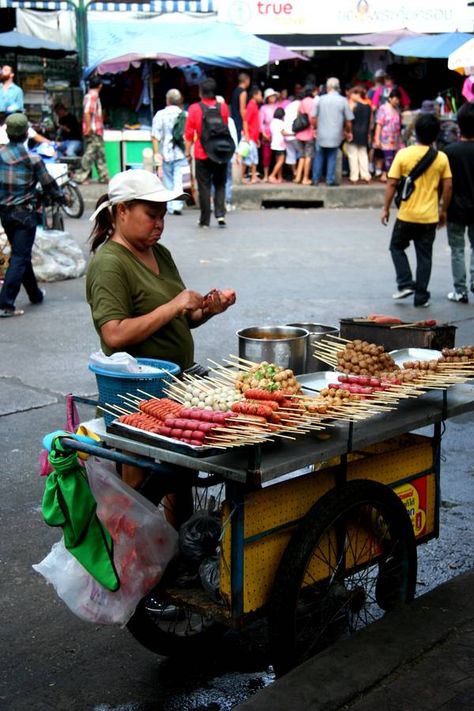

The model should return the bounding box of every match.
[389,348,442,367]
[108,420,227,458]
[297,371,339,392]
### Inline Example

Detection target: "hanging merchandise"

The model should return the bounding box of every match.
[180,65,207,86]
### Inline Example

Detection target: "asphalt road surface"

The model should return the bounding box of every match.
[1,206,473,710]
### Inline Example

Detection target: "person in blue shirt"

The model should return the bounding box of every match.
[0,113,63,317]
[0,65,24,114]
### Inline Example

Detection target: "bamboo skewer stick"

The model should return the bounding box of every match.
[312,353,338,367]
[313,346,339,357]
[136,388,159,399]
[125,392,143,403]
[221,358,252,372]
[323,333,351,343]
[105,402,133,416]
[163,370,185,385]
[98,404,123,418]
[116,394,140,409]
[313,342,343,354]
[228,354,260,367]
[207,368,239,384]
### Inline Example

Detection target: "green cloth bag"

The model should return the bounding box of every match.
[42,437,120,592]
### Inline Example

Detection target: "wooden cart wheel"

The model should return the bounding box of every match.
[268,479,417,677]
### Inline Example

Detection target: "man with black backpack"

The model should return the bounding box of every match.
[184,78,234,228]
[381,114,452,308]
[151,88,187,216]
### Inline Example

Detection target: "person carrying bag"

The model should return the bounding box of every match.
[394,146,438,207]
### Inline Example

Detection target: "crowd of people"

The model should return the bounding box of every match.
[225,69,418,188]
[149,67,455,231]
[1,62,474,318]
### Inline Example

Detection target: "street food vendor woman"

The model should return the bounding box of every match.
[86,169,236,371]
[86,169,236,514]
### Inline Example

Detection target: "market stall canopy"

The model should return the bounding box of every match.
[390,32,474,59]
[0,29,76,57]
[340,29,426,48]
[448,38,474,74]
[87,16,305,73]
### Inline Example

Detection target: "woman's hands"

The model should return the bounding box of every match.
[203,288,236,316]
[187,288,236,324]
[171,287,237,321]
[171,289,204,315]
[100,287,236,348]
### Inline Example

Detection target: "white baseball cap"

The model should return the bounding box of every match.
[89,169,188,221]
[264,88,278,101]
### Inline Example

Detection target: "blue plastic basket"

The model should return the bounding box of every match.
[89,358,181,426]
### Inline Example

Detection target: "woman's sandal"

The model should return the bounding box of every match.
[0,308,25,318]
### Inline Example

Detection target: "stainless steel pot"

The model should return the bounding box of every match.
[286,323,339,372]
[237,326,309,375]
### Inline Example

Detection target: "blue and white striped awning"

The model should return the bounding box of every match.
[0,0,216,10]
[0,0,69,7]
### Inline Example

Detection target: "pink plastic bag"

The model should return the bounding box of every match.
[39,394,80,476]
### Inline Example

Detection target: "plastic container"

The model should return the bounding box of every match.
[237,326,309,375]
[286,323,339,373]
[89,358,180,426]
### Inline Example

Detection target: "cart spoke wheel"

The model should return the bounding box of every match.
[127,477,226,656]
[269,480,417,676]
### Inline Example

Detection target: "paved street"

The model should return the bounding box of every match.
[1,205,474,710]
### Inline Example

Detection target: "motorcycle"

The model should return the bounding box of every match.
[30,143,85,224]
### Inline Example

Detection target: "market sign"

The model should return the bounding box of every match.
[217,0,474,35]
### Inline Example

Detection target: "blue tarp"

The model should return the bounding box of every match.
[87,17,290,72]
[390,32,473,59]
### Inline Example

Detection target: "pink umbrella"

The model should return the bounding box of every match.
[97,53,192,74]
[341,28,426,47]
[269,45,308,62]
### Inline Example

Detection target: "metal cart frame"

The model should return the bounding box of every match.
[58,385,474,671]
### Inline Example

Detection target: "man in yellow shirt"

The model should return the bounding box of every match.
[381,114,452,307]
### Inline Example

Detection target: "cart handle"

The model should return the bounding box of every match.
[43,430,162,470]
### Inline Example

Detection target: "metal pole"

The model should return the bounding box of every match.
[64,0,87,70]
[75,0,88,69]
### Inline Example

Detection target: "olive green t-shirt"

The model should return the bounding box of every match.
[86,241,194,370]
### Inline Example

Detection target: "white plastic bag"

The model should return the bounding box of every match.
[33,538,129,625]
[32,227,86,282]
[34,457,179,625]
[88,349,141,373]
[88,350,166,374]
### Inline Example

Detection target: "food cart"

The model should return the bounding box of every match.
[54,345,474,677]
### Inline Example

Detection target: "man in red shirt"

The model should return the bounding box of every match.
[75,76,108,184]
[184,78,230,228]
[243,85,263,183]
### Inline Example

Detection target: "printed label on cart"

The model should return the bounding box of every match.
[395,477,428,537]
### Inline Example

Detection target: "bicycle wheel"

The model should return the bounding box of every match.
[127,587,224,656]
[62,182,84,219]
[268,479,417,676]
